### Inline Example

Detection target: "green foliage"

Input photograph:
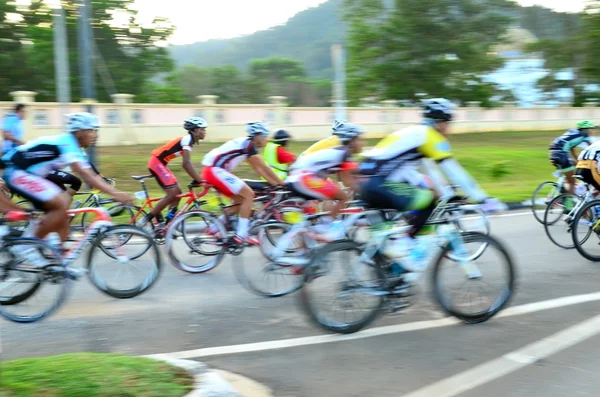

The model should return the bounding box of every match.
[486,160,512,179]
[342,0,517,103]
[0,0,175,101]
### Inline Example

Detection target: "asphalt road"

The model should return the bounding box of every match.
[3,210,600,397]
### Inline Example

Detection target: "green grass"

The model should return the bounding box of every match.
[90,130,560,203]
[0,353,194,397]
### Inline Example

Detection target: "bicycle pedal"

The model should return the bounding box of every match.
[384,297,411,313]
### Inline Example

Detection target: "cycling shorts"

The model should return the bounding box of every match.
[46,170,82,192]
[359,176,434,211]
[148,156,178,190]
[549,150,575,172]
[285,172,339,200]
[201,166,245,198]
[4,168,63,210]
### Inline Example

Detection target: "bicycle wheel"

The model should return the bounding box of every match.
[80,197,118,230]
[0,238,71,323]
[234,221,306,297]
[531,181,562,224]
[571,199,600,261]
[543,193,579,249]
[431,231,516,324]
[86,225,162,299]
[166,209,228,273]
[299,240,384,334]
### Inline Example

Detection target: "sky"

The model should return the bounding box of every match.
[132,0,586,46]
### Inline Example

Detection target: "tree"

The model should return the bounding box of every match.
[3,0,175,102]
[343,0,517,104]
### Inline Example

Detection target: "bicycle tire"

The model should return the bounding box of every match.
[86,225,162,299]
[0,238,71,323]
[531,181,560,224]
[234,221,305,297]
[431,231,516,324]
[543,193,579,249]
[571,199,600,261]
[299,239,384,334]
[166,209,228,274]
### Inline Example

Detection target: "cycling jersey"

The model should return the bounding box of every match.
[359,125,452,183]
[201,137,257,172]
[288,145,356,178]
[550,129,591,152]
[576,141,600,191]
[2,133,90,177]
[151,133,195,165]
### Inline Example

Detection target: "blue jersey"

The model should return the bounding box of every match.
[550,129,591,152]
[2,133,90,177]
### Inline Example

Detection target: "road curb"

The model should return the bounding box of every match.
[149,357,273,397]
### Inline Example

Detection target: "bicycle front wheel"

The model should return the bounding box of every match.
[0,238,71,323]
[86,225,162,299]
[543,193,579,249]
[432,232,516,324]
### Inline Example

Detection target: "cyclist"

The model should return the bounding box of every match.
[139,117,207,231]
[359,98,504,277]
[549,121,596,195]
[285,120,364,241]
[0,112,132,256]
[575,139,600,194]
[201,121,285,245]
[261,129,296,183]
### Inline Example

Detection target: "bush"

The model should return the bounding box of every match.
[487,160,512,179]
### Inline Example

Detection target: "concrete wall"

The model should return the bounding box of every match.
[2,92,598,146]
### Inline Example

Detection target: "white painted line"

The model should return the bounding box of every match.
[143,291,600,361]
[400,312,600,397]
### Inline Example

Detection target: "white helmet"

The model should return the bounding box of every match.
[421,98,455,122]
[246,121,270,137]
[332,120,363,143]
[184,117,207,131]
[67,112,100,133]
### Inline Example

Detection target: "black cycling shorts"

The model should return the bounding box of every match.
[45,170,82,192]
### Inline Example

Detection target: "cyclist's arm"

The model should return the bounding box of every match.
[0,193,24,212]
[420,158,455,198]
[181,149,202,183]
[247,155,284,186]
[70,161,122,196]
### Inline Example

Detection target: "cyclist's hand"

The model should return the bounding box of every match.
[114,192,134,205]
[480,197,508,214]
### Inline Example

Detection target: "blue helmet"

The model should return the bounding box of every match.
[246,121,270,137]
[67,112,100,133]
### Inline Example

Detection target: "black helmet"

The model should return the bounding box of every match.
[272,129,291,146]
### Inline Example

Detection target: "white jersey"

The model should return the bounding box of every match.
[287,145,354,179]
[201,137,258,172]
[578,141,600,162]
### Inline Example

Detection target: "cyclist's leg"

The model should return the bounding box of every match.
[202,166,256,241]
[5,169,71,242]
[147,156,182,224]
[45,170,82,205]
[551,150,575,193]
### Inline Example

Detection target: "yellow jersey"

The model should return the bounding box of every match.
[301,135,342,156]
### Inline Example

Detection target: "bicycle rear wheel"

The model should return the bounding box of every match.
[571,199,600,261]
[86,225,162,299]
[531,181,562,224]
[299,240,384,334]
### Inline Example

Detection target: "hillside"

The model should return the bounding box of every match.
[168,0,581,78]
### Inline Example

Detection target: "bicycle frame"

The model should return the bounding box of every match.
[61,207,115,266]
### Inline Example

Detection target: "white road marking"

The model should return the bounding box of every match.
[144,291,600,361]
[400,312,600,397]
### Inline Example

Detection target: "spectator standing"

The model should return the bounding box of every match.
[2,103,26,155]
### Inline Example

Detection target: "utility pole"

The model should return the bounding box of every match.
[52,1,70,127]
[331,44,347,121]
[77,0,97,169]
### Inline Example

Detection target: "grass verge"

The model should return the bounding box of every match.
[85,130,560,203]
[0,353,194,397]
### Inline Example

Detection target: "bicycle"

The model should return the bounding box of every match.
[0,206,161,323]
[531,170,585,224]
[298,203,515,334]
[543,179,597,249]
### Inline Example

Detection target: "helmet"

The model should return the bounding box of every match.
[246,121,270,137]
[577,120,595,130]
[272,129,291,143]
[184,117,207,131]
[67,112,100,133]
[421,98,455,122]
[332,120,363,143]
